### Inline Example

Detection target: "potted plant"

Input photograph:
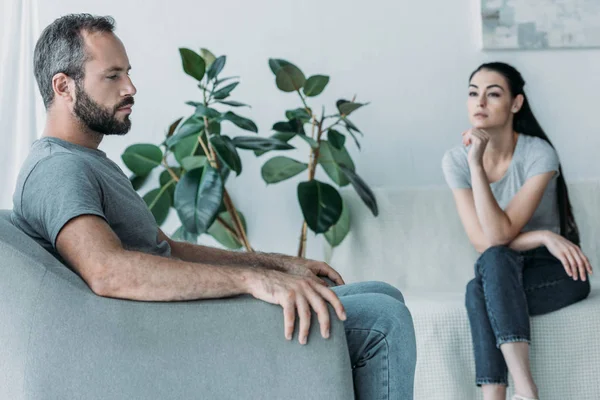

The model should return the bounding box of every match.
[259,59,378,257]
[122,48,294,251]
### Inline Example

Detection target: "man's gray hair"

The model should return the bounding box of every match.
[34,14,115,109]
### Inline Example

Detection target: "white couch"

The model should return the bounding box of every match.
[328,181,600,400]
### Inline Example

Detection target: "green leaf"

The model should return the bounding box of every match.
[207,120,221,135]
[328,129,346,150]
[195,105,221,119]
[254,132,297,156]
[324,199,351,247]
[213,82,239,100]
[297,180,343,234]
[215,76,239,86]
[173,133,204,165]
[219,164,231,184]
[166,117,183,138]
[199,48,217,69]
[210,135,242,175]
[166,116,204,148]
[159,169,180,204]
[172,225,198,244]
[303,75,330,97]
[130,174,150,191]
[344,118,362,134]
[318,141,355,186]
[179,48,206,81]
[207,55,226,81]
[174,165,224,234]
[221,111,258,133]
[344,125,362,150]
[181,155,207,171]
[122,144,163,177]
[232,136,294,151]
[160,168,181,185]
[297,134,318,149]
[286,108,312,122]
[143,187,172,226]
[261,156,308,184]
[268,59,294,75]
[272,119,304,135]
[336,100,368,116]
[216,100,250,108]
[208,210,247,250]
[275,65,306,92]
[338,165,378,217]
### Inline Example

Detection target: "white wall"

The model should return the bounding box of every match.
[0,0,43,209]
[28,0,600,259]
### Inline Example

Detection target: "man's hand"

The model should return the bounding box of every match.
[272,253,345,287]
[247,268,347,345]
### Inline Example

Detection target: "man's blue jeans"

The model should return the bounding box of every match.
[332,281,417,399]
[465,246,590,386]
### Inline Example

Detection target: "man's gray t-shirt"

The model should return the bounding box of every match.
[441,134,561,234]
[11,137,171,263]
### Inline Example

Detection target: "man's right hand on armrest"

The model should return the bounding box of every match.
[55,215,346,343]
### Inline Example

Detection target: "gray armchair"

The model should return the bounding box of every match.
[0,210,354,399]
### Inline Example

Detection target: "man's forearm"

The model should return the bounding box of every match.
[170,240,284,271]
[94,249,258,302]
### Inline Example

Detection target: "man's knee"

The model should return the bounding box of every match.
[366,294,414,336]
[349,293,416,366]
[358,281,405,303]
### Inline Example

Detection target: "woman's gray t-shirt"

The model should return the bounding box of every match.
[442,134,561,234]
[11,137,171,263]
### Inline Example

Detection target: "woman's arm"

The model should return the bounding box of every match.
[451,188,549,253]
[466,129,556,245]
[450,193,592,280]
[470,165,555,245]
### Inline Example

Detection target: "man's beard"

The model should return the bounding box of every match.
[73,82,134,136]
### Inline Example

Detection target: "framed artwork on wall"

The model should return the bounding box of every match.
[481,0,600,49]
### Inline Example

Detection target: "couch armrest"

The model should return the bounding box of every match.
[1,250,353,400]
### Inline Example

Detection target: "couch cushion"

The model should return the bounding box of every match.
[405,287,600,399]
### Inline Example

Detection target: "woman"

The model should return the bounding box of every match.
[442,62,592,400]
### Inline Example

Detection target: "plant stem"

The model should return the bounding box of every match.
[216,215,240,239]
[147,179,176,210]
[297,112,326,258]
[321,116,342,134]
[202,115,218,165]
[162,153,180,182]
[298,222,308,258]
[197,97,252,252]
[310,116,317,140]
[197,132,215,167]
[296,89,311,115]
[223,190,253,252]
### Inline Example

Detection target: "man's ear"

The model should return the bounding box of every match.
[52,73,75,104]
[512,94,524,113]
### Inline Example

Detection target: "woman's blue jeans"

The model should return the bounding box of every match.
[465,245,590,386]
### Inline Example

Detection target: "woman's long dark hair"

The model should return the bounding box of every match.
[470,62,580,245]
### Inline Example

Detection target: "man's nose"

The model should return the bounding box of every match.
[122,75,137,97]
